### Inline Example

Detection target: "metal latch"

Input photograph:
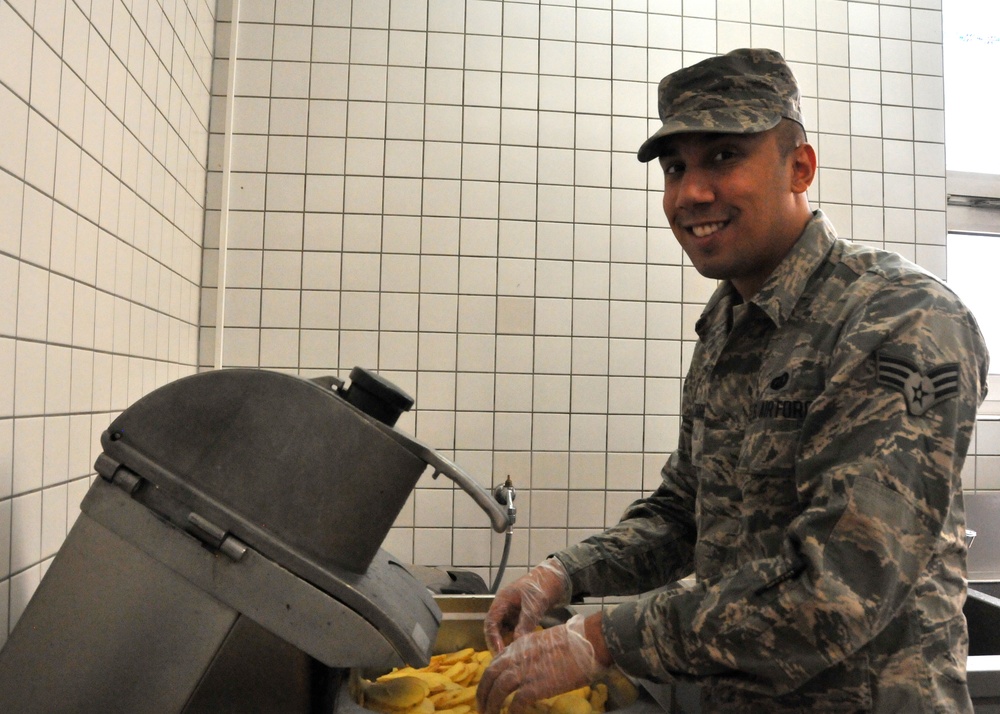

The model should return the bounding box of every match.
[186,512,248,562]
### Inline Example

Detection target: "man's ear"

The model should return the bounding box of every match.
[790,142,817,194]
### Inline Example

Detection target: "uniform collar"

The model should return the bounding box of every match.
[695,211,837,338]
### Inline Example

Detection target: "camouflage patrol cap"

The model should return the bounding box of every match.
[637,48,804,163]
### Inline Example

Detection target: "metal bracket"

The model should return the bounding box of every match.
[309,375,345,392]
[94,453,143,495]
[94,451,247,563]
[187,512,248,562]
[186,511,226,547]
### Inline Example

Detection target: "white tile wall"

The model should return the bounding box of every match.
[195,0,960,590]
[5,0,984,642]
[0,0,214,640]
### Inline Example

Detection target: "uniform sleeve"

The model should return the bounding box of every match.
[598,276,988,694]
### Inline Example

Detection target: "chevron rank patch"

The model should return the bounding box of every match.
[876,352,960,417]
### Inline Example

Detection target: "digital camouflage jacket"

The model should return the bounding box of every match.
[554,212,989,712]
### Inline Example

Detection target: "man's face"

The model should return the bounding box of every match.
[658,128,811,299]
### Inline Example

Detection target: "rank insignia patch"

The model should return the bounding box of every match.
[877,352,960,417]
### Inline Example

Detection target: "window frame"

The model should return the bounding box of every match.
[947,170,1000,411]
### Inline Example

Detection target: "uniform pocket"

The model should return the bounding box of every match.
[738,420,802,477]
[737,426,802,509]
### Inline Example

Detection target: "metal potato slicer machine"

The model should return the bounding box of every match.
[0,367,514,713]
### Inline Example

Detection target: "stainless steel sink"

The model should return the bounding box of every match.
[965,492,1000,712]
[967,587,1000,712]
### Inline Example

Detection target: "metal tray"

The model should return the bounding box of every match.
[338,596,492,714]
[340,596,654,714]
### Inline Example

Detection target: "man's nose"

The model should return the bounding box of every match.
[673,168,714,208]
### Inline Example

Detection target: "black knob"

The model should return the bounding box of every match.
[342,367,414,426]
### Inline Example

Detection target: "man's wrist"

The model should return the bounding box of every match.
[583,611,614,668]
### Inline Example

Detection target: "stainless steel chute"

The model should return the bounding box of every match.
[0,368,513,713]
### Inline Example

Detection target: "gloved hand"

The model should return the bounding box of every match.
[484,558,572,655]
[476,614,607,714]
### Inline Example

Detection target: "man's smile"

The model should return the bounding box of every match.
[689,220,729,238]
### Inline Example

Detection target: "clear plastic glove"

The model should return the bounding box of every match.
[476,614,607,714]
[484,558,572,655]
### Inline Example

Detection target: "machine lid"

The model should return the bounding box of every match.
[99,369,428,575]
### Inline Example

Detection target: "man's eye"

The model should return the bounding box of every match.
[664,162,684,175]
[712,149,737,162]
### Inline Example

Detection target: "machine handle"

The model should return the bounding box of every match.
[424,449,514,534]
[358,408,516,533]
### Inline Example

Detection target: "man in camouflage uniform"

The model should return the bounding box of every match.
[477,48,989,713]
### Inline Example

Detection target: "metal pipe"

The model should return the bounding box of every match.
[490,477,517,593]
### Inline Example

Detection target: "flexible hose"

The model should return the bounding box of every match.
[490,529,513,593]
